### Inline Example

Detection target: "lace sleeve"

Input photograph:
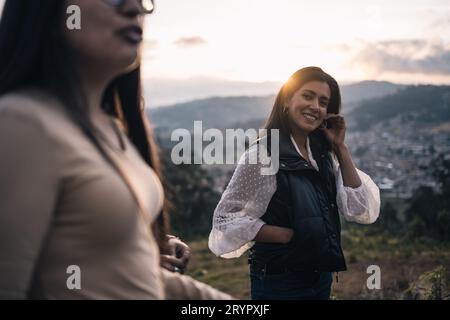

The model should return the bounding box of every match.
[332,154,380,224]
[208,146,277,258]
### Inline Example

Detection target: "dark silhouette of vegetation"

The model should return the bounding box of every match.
[403,154,450,242]
[161,150,221,240]
[375,201,402,234]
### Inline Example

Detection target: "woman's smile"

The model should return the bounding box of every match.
[302,111,320,122]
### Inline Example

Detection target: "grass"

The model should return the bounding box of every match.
[185,240,251,299]
[185,229,450,300]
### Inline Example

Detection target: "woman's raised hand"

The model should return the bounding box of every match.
[321,114,346,149]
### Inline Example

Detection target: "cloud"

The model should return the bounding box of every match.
[430,13,450,29]
[349,39,450,76]
[142,39,159,60]
[144,39,159,49]
[429,13,450,39]
[173,36,207,48]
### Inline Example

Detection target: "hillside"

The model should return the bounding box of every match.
[187,231,450,300]
[148,80,403,131]
[349,85,450,131]
[149,95,274,130]
[341,80,404,106]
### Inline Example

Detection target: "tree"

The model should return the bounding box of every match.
[403,153,450,242]
[375,202,401,234]
[161,150,221,240]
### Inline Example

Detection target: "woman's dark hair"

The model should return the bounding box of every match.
[0,0,169,249]
[263,66,342,150]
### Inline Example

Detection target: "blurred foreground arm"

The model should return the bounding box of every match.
[162,269,234,300]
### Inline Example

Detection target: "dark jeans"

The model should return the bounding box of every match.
[250,264,333,300]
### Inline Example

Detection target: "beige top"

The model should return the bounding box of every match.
[0,90,231,300]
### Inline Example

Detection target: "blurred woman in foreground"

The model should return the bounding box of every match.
[0,0,230,299]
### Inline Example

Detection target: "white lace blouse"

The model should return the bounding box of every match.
[208,135,380,259]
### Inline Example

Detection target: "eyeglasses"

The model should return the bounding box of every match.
[103,0,155,14]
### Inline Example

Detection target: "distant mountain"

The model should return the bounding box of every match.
[148,82,450,198]
[341,81,404,104]
[148,95,274,130]
[348,85,450,131]
[340,81,405,113]
[147,81,404,130]
[143,77,281,107]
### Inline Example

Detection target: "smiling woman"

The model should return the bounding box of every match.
[209,66,381,300]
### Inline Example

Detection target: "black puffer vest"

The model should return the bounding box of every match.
[250,131,347,272]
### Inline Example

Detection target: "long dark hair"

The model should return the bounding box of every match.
[264,66,342,151]
[0,0,169,248]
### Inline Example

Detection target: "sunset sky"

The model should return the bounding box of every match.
[1,0,450,106]
[143,0,450,105]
